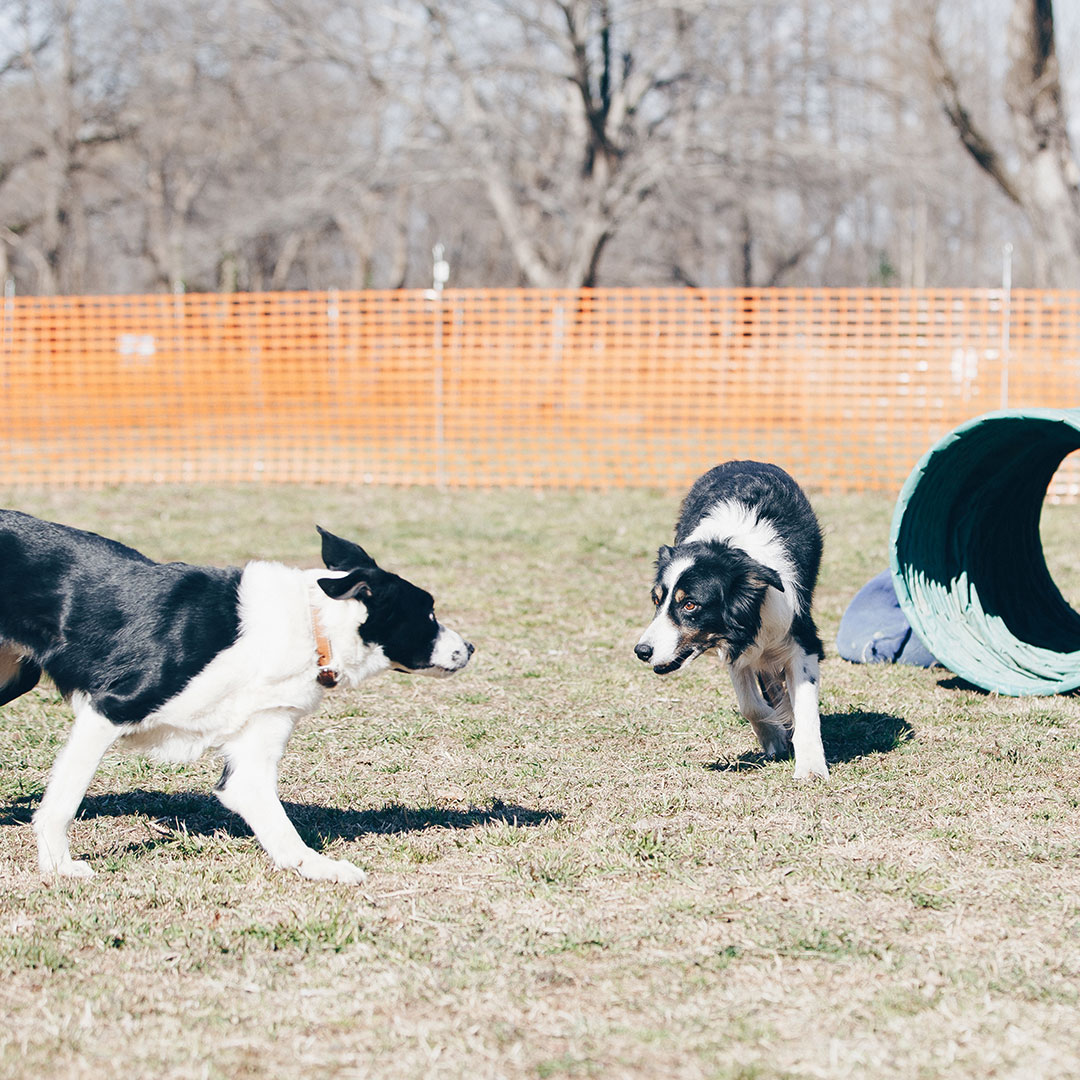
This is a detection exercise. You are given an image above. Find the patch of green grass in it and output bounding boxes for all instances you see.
[238,912,373,954]
[536,1053,601,1078]
[0,936,75,974]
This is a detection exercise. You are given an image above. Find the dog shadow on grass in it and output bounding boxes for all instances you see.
[0,790,561,851]
[708,710,913,773]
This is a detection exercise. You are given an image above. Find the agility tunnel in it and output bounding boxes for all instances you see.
[890,408,1080,696]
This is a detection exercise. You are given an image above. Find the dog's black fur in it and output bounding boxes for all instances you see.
[0,510,243,725]
[672,461,824,662]
[651,541,786,666]
[315,526,444,673]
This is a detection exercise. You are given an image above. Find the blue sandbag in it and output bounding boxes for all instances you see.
[836,569,937,667]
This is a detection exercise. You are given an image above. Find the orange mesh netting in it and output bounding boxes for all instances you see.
[2,287,1078,496]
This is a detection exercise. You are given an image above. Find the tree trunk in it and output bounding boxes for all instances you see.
[1002,0,1080,284]
[931,0,1080,285]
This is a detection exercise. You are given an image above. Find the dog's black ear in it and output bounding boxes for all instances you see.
[317,568,375,601]
[752,564,784,592]
[656,544,676,570]
[317,526,378,572]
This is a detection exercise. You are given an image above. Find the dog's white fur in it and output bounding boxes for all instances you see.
[645,555,694,663]
[685,500,801,601]
[31,562,471,883]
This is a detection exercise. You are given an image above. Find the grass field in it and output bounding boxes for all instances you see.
[1,483,1079,1080]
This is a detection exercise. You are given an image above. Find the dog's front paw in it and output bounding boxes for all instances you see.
[294,852,367,885]
[793,756,829,781]
[41,856,96,879]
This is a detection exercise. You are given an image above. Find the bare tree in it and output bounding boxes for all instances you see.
[1,0,1070,294]
[929,0,1080,284]
[412,0,746,287]
[0,0,134,293]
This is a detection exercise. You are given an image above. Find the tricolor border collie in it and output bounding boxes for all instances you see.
[635,461,828,779]
[0,511,473,882]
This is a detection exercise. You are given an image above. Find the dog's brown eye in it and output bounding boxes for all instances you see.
[683,600,698,612]
[651,593,661,607]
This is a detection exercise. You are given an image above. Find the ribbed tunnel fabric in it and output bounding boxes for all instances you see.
[891,409,1080,696]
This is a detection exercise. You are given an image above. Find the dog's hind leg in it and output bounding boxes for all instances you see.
[786,649,828,780]
[215,710,366,885]
[0,644,42,707]
[756,671,784,711]
[730,665,791,760]
[33,695,121,878]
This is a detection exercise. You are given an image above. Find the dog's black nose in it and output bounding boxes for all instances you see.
[634,642,653,662]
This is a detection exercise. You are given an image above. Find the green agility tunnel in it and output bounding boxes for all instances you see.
[890,408,1080,696]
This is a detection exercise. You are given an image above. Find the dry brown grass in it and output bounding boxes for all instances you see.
[1,483,1079,1080]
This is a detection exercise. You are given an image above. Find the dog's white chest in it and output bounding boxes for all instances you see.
[116,665,322,763]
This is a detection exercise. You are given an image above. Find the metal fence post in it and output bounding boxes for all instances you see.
[1000,242,1013,410]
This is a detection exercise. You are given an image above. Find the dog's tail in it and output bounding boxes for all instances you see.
[0,644,42,707]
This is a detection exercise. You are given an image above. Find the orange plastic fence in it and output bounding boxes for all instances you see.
[2,287,1079,497]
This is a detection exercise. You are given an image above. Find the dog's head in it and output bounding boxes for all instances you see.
[634,541,783,674]
[316,527,473,676]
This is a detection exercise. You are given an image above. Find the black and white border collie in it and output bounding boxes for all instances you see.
[0,511,473,882]
[634,461,828,779]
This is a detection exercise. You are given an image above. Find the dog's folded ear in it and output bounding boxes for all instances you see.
[317,568,375,601]
[656,544,676,570]
[751,564,784,593]
[317,526,378,572]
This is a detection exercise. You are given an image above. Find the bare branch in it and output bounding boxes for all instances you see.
[926,14,1023,204]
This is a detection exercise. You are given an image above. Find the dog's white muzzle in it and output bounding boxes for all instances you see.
[396,625,474,676]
